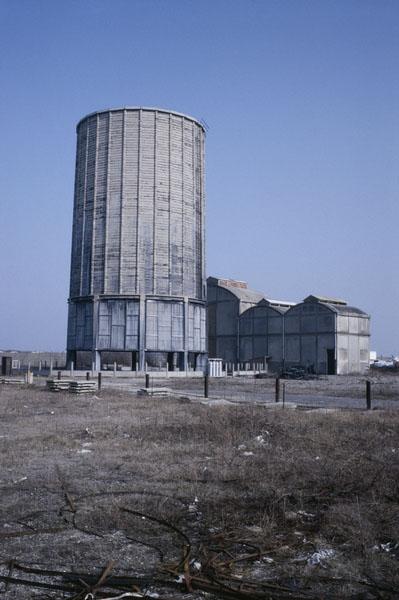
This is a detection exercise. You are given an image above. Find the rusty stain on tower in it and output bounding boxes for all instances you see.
[67,107,207,371]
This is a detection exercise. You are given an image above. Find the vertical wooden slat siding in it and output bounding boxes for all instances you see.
[140,110,155,294]
[92,113,109,294]
[82,117,96,296]
[152,112,157,293]
[122,110,139,293]
[192,123,197,299]
[103,113,111,293]
[70,123,86,297]
[155,112,170,295]
[78,120,89,296]
[118,110,126,293]
[89,114,99,295]
[68,134,81,298]
[200,131,206,300]
[170,114,183,297]
[67,108,206,355]
[183,119,194,297]
[181,118,185,296]
[168,114,172,296]
[136,110,141,294]
[195,126,204,300]
[106,111,123,293]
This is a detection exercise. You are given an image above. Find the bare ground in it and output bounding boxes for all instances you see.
[0,381,398,599]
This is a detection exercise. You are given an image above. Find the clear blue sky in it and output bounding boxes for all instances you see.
[0,0,398,354]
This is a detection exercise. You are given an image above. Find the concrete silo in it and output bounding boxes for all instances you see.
[67,107,206,371]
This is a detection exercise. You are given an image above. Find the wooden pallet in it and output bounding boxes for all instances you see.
[46,379,72,391]
[0,378,25,385]
[69,381,97,394]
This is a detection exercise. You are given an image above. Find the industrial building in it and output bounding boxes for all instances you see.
[207,278,370,375]
[66,107,371,375]
[239,299,294,373]
[284,295,370,374]
[67,107,206,371]
[207,277,264,362]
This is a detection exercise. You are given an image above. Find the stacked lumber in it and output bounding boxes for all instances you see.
[46,379,72,392]
[69,381,97,394]
[138,387,171,397]
[0,378,25,385]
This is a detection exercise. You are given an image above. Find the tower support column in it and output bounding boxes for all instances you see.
[92,350,101,372]
[139,295,146,371]
[183,297,189,372]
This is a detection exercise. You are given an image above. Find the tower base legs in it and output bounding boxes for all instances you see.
[92,350,101,372]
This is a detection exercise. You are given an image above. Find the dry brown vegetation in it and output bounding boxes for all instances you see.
[0,383,398,599]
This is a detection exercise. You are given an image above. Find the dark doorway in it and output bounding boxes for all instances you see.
[327,349,336,375]
[76,351,92,370]
[187,352,200,371]
[1,356,12,376]
[167,352,175,371]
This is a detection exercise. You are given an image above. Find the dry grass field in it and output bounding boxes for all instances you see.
[0,382,398,599]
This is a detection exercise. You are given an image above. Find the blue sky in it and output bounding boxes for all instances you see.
[0,0,398,353]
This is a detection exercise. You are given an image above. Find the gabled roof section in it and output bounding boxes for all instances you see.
[207,276,265,304]
[223,285,265,304]
[207,276,248,289]
[266,299,296,310]
[257,298,296,314]
[239,298,296,318]
[324,304,369,317]
[302,294,369,317]
[304,294,347,306]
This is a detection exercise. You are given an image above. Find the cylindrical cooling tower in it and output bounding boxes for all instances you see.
[67,107,206,371]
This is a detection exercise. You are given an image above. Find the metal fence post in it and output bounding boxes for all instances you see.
[275,377,280,403]
[98,372,102,391]
[145,374,150,389]
[366,380,371,410]
[204,374,209,398]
